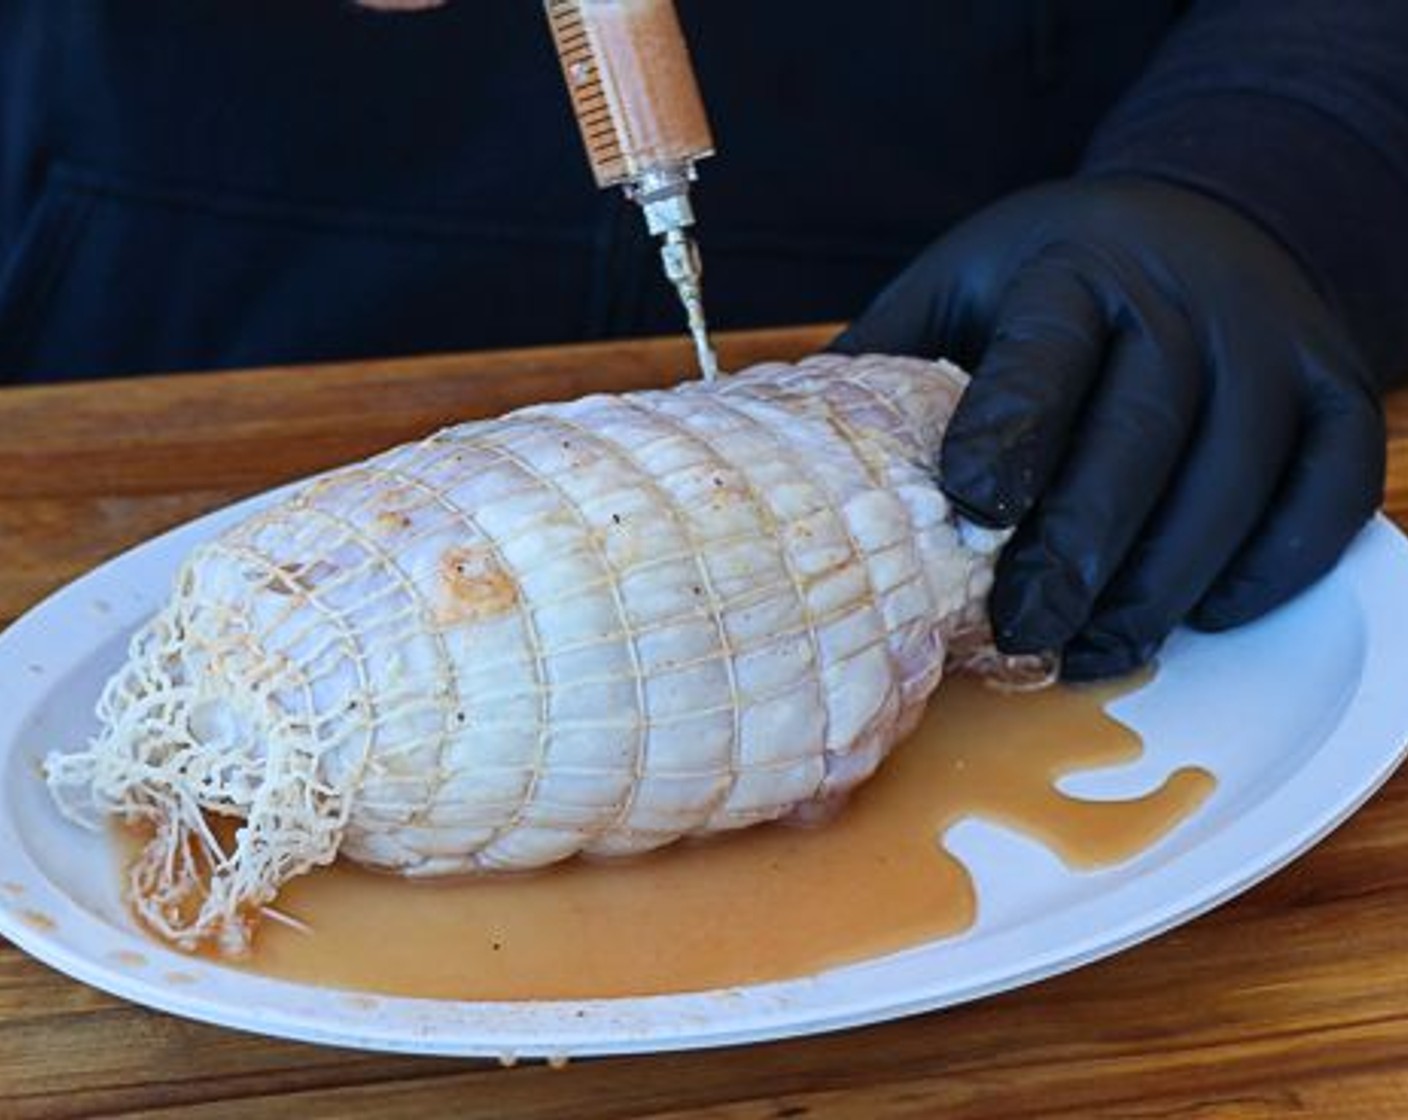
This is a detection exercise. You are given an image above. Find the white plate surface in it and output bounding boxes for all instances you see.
[2,494,1407,1059]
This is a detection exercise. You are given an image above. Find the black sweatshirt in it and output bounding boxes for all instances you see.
[1085,0,1408,387]
[0,1,1404,384]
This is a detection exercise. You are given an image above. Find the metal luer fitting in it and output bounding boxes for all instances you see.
[626,165,720,382]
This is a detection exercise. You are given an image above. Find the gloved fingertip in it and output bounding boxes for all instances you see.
[1189,575,1284,633]
[943,485,1015,530]
[989,568,1086,656]
[990,620,1059,658]
[943,477,1032,529]
[940,440,1035,529]
[1059,632,1159,682]
[1192,501,1374,636]
[1188,600,1251,634]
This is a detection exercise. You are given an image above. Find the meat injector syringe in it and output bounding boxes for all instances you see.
[545,0,721,382]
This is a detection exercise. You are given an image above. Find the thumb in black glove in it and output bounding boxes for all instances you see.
[833,176,1385,680]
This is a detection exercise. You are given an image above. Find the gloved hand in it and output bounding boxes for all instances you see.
[833,176,1385,680]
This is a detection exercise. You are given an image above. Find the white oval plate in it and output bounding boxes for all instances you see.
[2,495,1407,1059]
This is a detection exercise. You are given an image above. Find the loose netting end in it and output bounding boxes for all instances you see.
[44,599,350,957]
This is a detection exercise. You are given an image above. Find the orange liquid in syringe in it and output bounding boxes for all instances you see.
[548,0,714,186]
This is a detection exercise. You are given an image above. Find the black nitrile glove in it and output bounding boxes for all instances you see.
[833,177,1385,680]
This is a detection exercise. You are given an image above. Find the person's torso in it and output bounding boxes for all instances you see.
[0,0,1186,382]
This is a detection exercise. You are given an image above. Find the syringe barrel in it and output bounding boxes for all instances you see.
[546,0,715,190]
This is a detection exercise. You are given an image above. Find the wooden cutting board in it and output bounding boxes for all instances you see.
[3,325,1407,1119]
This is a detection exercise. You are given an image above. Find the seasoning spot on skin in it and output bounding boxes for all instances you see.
[437,548,518,626]
[18,909,55,932]
[374,509,414,535]
[108,949,147,967]
[707,474,749,514]
[304,476,338,496]
[163,971,199,986]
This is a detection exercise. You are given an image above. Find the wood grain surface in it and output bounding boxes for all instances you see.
[3,326,1408,1119]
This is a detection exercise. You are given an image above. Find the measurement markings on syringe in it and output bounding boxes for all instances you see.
[546,0,628,174]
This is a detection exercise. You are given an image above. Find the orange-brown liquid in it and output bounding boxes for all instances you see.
[589,0,713,166]
[185,672,1213,1000]
[549,0,714,187]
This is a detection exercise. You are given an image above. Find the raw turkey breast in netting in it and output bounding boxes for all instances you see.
[46,353,1046,956]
